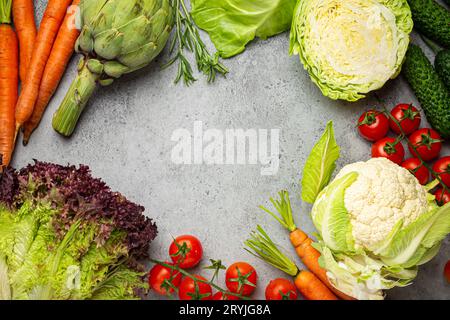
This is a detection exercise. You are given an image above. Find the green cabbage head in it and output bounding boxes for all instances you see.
[290,0,413,101]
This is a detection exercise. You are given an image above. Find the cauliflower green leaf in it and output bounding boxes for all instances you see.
[301,121,340,204]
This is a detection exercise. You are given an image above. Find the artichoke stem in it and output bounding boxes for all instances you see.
[53,59,99,136]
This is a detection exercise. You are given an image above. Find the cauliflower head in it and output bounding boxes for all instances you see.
[336,158,429,248]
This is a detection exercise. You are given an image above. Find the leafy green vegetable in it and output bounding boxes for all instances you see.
[191,0,297,58]
[290,0,413,101]
[301,121,340,204]
[0,162,157,300]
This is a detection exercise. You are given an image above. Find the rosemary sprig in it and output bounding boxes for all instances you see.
[165,0,228,85]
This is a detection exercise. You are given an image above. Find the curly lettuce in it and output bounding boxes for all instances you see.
[290,0,413,101]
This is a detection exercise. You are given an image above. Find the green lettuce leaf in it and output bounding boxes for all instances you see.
[301,121,340,204]
[191,0,297,58]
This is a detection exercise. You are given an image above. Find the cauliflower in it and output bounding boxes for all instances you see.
[303,122,450,299]
[336,158,429,248]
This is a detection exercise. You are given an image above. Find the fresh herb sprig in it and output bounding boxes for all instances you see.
[165,0,228,85]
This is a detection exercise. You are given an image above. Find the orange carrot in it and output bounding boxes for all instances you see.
[22,0,81,145]
[262,190,356,300]
[15,0,73,134]
[294,270,339,300]
[0,0,18,170]
[12,0,36,83]
[290,229,355,300]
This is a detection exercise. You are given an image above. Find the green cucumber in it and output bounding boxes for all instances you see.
[422,36,450,91]
[407,0,450,48]
[402,44,450,139]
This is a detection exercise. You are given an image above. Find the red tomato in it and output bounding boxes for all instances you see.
[389,104,421,135]
[435,188,450,206]
[408,129,442,161]
[372,137,405,164]
[445,261,450,283]
[178,275,212,300]
[357,110,389,141]
[401,158,429,185]
[169,235,203,269]
[225,262,257,296]
[148,263,182,296]
[211,292,240,300]
[433,157,450,187]
[265,278,298,300]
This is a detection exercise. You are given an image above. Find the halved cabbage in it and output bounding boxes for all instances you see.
[290,0,413,101]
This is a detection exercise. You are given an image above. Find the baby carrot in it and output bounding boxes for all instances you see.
[261,190,355,300]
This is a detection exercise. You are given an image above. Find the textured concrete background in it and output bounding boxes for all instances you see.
[12,1,450,300]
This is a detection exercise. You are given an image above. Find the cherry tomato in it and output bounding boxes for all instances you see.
[211,292,240,300]
[445,261,450,283]
[401,158,429,185]
[148,263,182,295]
[389,104,421,135]
[432,157,450,187]
[169,235,203,269]
[372,137,405,165]
[265,278,298,300]
[408,129,442,162]
[357,110,389,141]
[225,262,257,296]
[178,275,212,300]
[435,188,450,206]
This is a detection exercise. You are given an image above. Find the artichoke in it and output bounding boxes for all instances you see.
[53,0,174,136]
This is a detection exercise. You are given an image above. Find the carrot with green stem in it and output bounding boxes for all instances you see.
[261,190,355,300]
[245,225,338,300]
[12,0,36,83]
[0,0,18,170]
[22,0,81,145]
[14,0,73,136]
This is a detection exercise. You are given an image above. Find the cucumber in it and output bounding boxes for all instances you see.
[402,44,450,139]
[435,50,450,91]
[407,0,450,48]
[422,36,450,91]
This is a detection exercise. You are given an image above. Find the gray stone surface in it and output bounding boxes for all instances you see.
[12,1,450,300]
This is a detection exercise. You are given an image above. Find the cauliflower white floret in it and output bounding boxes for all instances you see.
[335,157,428,248]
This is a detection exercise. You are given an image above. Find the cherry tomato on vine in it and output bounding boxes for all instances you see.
[408,129,442,161]
[148,263,182,295]
[357,110,389,141]
[169,235,203,269]
[401,158,429,185]
[435,188,450,206]
[389,104,421,135]
[372,137,405,164]
[225,262,257,296]
[444,261,450,283]
[211,292,240,300]
[178,275,212,300]
[265,278,298,300]
[432,157,450,187]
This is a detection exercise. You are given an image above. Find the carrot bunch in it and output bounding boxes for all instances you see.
[259,190,356,300]
[0,0,79,169]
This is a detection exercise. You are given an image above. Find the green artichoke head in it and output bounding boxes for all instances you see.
[76,0,174,80]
